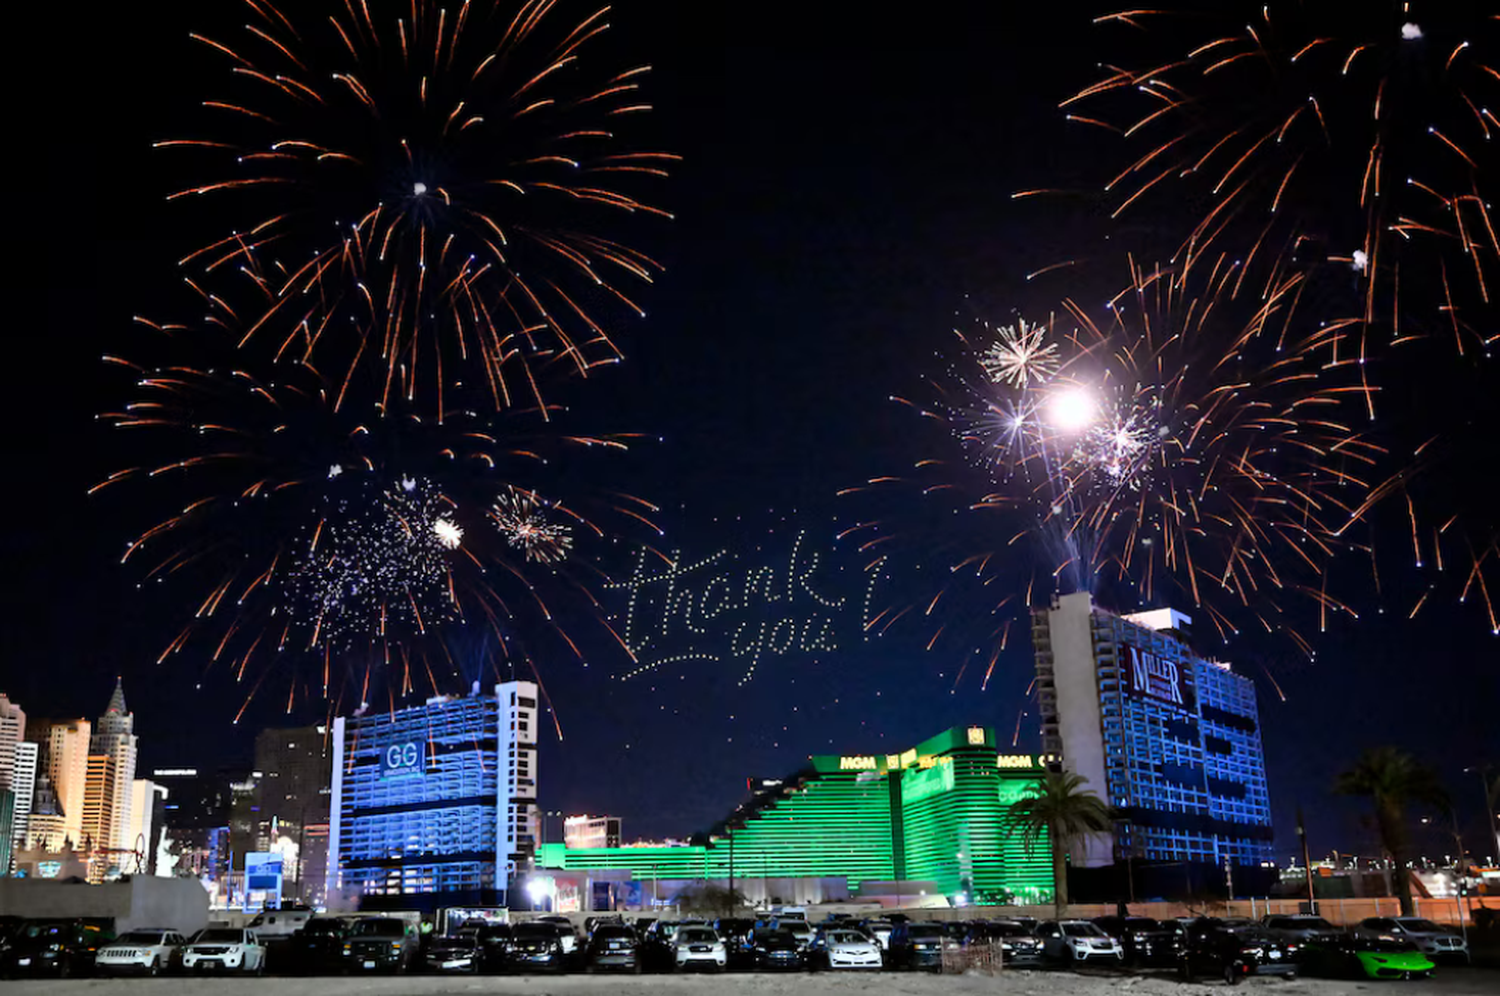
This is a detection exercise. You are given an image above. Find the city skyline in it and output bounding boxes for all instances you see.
[2,0,1497,887]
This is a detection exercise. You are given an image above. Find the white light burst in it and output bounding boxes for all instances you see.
[980,319,1060,388]
[432,518,464,549]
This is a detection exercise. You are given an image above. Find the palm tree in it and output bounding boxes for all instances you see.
[1007,768,1113,917]
[1336,746,1448,916]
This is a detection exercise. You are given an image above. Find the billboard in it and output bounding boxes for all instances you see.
[1123,643,1195,711]
[380,739,427,778]
[245,851,284,910]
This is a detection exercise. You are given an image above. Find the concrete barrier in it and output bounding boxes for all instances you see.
[0,877,210,935]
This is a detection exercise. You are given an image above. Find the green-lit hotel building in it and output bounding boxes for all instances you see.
[535,726,1054,907]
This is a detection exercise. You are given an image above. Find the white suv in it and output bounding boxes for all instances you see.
[181,927,267,974]
[96,929,189,976]
[1037,919,1124,964]
[673,926,728,972]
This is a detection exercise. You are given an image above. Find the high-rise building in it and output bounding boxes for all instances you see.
[28,719,91,849]
[0,694,24,794]
[240,725,332,904]
[9,741,38,864]
[23,775,69,852]
[564,815,622,850]
[0,790,13,876]
[329,681,539,909]
[90,679,139,852]
[81,753,117,881]
[1031,592,1274,882]
[538,727,1055,906]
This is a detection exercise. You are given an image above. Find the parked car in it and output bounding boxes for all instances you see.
[1178,918,1298,984]
[584,923,641,973]
[672,925,727,972]
[964,919,1044,966]
[859,918,896,951]
[713,917,757,967]
[810,927,883,970]
[424,932,482,973]
[1261,914,1343,947]
[1352,917,1469,962]
[535,915,580,957]
[248,909,314,938]
[1036,919,1124,966]
[752,929,806,971]
[772,916,815,949]
[889,921,954,971]
[1092,916,1181,966]
[1299,934,1436,980]
[343,917,420,973]
[95,929,188,976]
[2,919,110,978]
[181,927,267,975]
[505,921,567,973]
[476,923,514,973]
[284,918,350,975]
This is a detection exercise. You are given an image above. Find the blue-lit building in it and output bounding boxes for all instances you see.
[328,682,539,909]
[1032,594,1273,889]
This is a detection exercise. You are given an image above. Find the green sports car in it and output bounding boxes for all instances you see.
[1302,936,1435,980]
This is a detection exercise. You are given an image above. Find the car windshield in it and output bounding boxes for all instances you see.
[1395,919,1444,933]
[303,921,344,935]
[593,926,633,940]
[117,932,167,944]
[828,932,865,945]
[514,924,555,938]
[195,929,243,943]
[1125,918,1160,930]
[678,929,717,943]
[760,932,797,949]
[1272,917,1333,930]
[989,922,1029,937]
[908,926,945,939]
[351,919,405,936]
[1063,924,1104,938]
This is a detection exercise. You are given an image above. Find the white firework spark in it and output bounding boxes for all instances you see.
[432,518,464,549]
[980,319,1060,388]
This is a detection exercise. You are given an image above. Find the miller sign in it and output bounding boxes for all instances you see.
[1124,643,1192,709]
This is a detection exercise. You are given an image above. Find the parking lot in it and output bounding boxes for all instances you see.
[3,965,1500,996]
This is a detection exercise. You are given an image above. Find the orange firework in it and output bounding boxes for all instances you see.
[161,0,676,419]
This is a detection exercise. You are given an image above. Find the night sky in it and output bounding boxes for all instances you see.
[4,1,1497,871]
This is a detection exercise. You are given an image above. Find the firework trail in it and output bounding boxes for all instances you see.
[92,311,660,710]
[1063,2,1500,356]
[162,0,675,418]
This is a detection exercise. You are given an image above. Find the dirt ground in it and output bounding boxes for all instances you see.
[7,966,1499,996]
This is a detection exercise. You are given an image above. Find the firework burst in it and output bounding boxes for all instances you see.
[979,318,1060,388]
[92,311,657,707]
[492,485,574,563]
[1062,2,1500,354]
[162,0,676,417]
[879,253,1387,657]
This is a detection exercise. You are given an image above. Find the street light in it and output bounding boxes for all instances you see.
[1463,764,1499,863]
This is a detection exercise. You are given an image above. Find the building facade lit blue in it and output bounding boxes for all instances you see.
[328,682,538,909]
[1033,595,1273,880]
